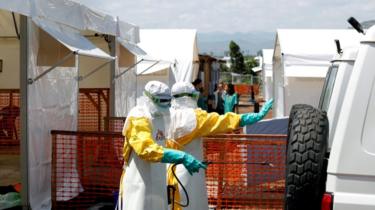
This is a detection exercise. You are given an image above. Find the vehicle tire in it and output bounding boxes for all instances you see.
[287,104,315,133]
[285,107,329,210]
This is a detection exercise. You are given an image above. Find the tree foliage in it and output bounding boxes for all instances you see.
[244,55,258,75]
[229,41,246,74]
[220,63,229,72]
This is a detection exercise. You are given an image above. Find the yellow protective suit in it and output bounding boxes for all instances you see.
[118,104,171,210]
[167,108,241,210]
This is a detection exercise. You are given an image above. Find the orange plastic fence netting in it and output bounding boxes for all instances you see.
[0,89,20,155]
[78,88,109,131]
[51,130,286,210]
[51,130,124,209]
[0,88,110,154]
[103,117,126,132]
[204,134,286,210]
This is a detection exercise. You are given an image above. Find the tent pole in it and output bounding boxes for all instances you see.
[109,35,116,117]
[113,59,144,81]
[78,60,112,81]
[76,53,80,131]
[136,60,160,75]
[12,12,20,40]
[20,15,30,210]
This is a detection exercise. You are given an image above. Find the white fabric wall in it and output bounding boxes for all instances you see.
[135,68,175,100]
[284,77,324,116]
[261,49,274,100]
[272,30,361,117]
[273,57,284,118]
[28,22,79,209]
[115,66,137,117]
[264,76,273,101]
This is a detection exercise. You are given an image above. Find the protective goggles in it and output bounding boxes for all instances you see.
[144,91,172,107]
[172,91,200,100]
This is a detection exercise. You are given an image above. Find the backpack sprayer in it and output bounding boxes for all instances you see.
[167,160,275,210]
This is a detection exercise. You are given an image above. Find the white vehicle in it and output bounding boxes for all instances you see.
[284,18,375,210]
[319,46,357,150]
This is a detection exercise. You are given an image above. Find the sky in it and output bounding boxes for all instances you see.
[76,0,375,33]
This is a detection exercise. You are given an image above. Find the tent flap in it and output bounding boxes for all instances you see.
[33,17,113,60]
[118,38,147,56]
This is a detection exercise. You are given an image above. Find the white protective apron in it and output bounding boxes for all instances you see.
[168,108,209,210]
[119,108,171,210]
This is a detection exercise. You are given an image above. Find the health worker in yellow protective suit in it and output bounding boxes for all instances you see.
[117,81,207,210]
[167,81,273,210]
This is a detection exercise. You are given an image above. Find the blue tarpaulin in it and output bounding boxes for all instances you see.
[245,117,289,135]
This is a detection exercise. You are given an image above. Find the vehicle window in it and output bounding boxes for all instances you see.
[362,79,375,154]
[319,65,339,111]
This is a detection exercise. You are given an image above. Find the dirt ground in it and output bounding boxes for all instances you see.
[0,154,21,186]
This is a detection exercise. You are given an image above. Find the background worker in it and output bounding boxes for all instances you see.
[117,81,207,210]
[223,83,239,113]
[167,81,273,210]
[192,78,207,110]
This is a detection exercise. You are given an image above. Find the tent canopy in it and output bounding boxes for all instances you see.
[274,29,361,77]
[136,29,199,81]
[34,18,113,60]
[0,0,139,43]
[117,38,146,57]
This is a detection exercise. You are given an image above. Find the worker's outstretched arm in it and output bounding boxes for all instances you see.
[175,99,273,145]
[240,99,273,126]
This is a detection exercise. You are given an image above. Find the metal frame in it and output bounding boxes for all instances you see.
[20,15,30,210]
[113,58,172,81]
[136,60,160,76]
[77,60,112,81]
[27,51,76,84]
[113,58,144,81]
[109,35,116,117]
[360,40,375,44]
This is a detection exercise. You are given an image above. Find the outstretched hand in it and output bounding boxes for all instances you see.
[260,98,274,115]
[239,98,274,127]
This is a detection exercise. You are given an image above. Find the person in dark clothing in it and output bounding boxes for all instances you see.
[192,78,208,110]
[213,82,225,114]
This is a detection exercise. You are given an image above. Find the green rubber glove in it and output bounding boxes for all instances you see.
[161,148,207,175]
[240,98,274,127]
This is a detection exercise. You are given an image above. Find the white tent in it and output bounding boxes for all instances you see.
[0,2,141,209]
[261,49,274,101]
[273,29,361,117]
[135,29,199,99]
[0,0,139,42]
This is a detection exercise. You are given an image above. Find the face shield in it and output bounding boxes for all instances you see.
[171,82,199,109]
[144,90,172,108]
[172,91,200,101]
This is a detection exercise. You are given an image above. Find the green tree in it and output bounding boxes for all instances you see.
[244,55,258,75]
[220,63,229,72]
[229,41,246,74]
